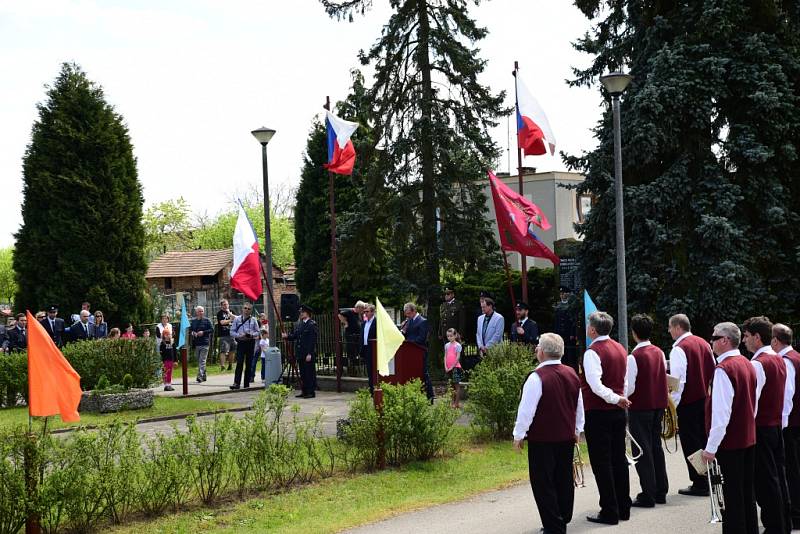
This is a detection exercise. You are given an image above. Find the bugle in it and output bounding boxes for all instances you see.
[625,427,643,466]
[573,443,586,488]
[707,459,725,524]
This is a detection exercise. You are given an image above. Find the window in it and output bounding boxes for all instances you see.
[164,277,173,290]
[201,275,217,286]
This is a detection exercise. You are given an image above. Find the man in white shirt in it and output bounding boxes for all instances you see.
[514,333,584,534]
[667,313,716,496]
[581,311,632,525]
[702,322,758,534]
[773,323,800,529]
[360,304,377,394]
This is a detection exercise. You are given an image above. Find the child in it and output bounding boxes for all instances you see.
[444,328,463,408]
[160,331,177,391]
[258,327,269,382]
[121,323,136,339]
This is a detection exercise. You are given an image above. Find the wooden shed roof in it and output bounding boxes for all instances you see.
[146,249,232,279]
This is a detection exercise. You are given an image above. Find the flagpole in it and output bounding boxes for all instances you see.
[512,61,529,304]
[502,252,517,309]
[324,96,343,394]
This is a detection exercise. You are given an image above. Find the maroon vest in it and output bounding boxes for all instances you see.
[527,364,581,442]
[629,344,669,411]
[783,349,800,428]
[754,352,787,428]
[706,354,756,450]
[581,338,627,411]
[677,334,716,404]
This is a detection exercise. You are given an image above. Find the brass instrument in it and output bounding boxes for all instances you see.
[662,396,679,452]
[707,459,725,524]
[573,443,586,488]
[626,427,643,466]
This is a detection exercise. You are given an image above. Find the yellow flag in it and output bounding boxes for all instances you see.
[376,297,404,376]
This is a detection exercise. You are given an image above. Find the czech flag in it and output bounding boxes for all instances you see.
[323,109,358,175]
[230,205,263,301]
[516,75,557,157]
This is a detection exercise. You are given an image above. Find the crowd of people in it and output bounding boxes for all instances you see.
[513,310,800,534]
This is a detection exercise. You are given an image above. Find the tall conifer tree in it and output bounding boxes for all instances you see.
[14,63,149,325]
[320,0,504,308]
[568,0,800,337]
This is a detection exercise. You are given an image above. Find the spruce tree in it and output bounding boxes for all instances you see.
[567,0,800,338]
[14,63,149,325]
[320,0,504,309]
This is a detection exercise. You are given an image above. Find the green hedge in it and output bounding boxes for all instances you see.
[466,341,536,439]
[0,339,159,407]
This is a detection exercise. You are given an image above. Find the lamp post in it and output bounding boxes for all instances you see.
[599,71,632,350]
[251,127,276,347]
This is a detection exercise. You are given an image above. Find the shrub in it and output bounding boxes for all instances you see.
[121,374,134,390]
[0,353,27,407]
[63,338,160,390]
[466,342,536,439]
[0,431,27,534]
[95,375,111,392]
[344,380,458,468]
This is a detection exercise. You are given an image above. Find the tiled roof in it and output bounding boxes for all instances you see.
[146,249,232,279]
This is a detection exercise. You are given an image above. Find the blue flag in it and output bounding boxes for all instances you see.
[178,300,190,349]
[584,290,597,348]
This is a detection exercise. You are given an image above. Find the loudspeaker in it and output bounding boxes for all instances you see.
[280,293,300,322]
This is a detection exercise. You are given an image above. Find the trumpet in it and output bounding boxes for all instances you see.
[707,459,725,524]
[662,396,679,452]
[626,427,643,466]
[573,443,586,488]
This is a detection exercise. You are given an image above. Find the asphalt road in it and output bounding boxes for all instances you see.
[345,444,729,534]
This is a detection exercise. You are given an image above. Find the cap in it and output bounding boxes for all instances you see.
[47,305,59,312]
[479,290,495,299]
[299,304,315,315]
[515,302,529,310]
[443,287,454,294]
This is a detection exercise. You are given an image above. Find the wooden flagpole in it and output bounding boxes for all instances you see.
[324,96,343,393]
[512,61,529,304]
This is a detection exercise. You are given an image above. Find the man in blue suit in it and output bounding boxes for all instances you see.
[476,297,504,356]
[401,302,434,401]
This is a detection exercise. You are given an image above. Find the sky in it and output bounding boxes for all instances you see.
[0,0,603,248]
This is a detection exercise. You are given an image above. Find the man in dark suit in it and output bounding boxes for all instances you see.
[7,313,27,352]
[360,304,378,394]
[40,305,66,347]
[554,287,578,370]
[70,310,92,343]
[283,304,319,399]
[510,302,539,346]
[401,302,434,401]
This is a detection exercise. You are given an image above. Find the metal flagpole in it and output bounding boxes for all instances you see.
[512,61,529,304]
[324,96,343,393]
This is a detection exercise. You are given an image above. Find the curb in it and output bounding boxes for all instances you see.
[50,405,253,435]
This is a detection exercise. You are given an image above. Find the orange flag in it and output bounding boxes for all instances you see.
[26,310,82,422]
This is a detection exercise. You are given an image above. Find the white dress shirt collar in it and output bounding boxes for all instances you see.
[518,317,528,325]
[672,332,691,347]
[632,340,652,351]
[589,335,610,346]
[753,345,776,359]
[538,359,561,368]
[717,349,740,363]
[779,345,794,356]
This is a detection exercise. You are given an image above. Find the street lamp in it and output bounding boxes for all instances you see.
[251,126,276,347]
[600,71,632,350]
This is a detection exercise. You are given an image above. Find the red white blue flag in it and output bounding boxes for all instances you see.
[230,205,263,301]
[323,109,358,175]
[516,75,557,157]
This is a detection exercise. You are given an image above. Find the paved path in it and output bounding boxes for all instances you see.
[150,371,251,397]
[346,447,721,534]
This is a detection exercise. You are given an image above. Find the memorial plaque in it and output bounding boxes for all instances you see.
[559,257,581,292]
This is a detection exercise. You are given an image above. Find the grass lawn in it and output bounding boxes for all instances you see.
[0,396,242,432]
[110,437,536,534]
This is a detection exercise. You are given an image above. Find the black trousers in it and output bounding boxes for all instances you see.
[528,440,575,534]
[784,426,800,527]
[422,350,434,400]
[717,446,758,534]
[233,339,255,388]
[676,397,708,488]
[360,345,374,393]
[299,355,317,395]
[755,426,790,533]
[628,409,669,504]
[585,409,631,520]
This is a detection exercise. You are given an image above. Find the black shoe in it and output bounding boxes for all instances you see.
[229,385,240,390]
[295,393,306,398]
[201,374,207,382]
[227,364,232,371]
[655,496,667,504]
[305,393,316,398]
[196,377,202,383]
[678,486,709,497]
[631,499,655,508]
[586,514,618,525]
